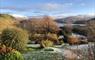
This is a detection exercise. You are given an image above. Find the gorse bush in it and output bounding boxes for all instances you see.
[0,27,29,51]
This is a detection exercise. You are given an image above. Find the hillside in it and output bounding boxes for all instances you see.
[0,14,15,20]
[0,14,16,31]
[55,15,95,24]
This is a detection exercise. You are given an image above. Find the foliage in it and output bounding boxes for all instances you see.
[0,27,29,51]
[29,34,43,43]
[0,44,24,60]
[72,27,88,36]
[86,18,95,42]
[40,39,53,48]
[0,14,16,32]
[0,50,24,60]
[29,33,59,44]
[19,16,59,34]
[68,35,79,45]
[47,33,58,41]
[0,14,14,19]
[40,16,60,33]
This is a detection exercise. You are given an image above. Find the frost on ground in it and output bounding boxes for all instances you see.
[23,43,95,60]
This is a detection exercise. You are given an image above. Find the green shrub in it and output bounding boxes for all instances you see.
[0,50,24,60]
[40,39,53,48]
[0,27,29,51]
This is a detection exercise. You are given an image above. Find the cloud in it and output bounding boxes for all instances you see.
[41,3,61,10]
[38,3,73,11]
[0,6,31,11]
[0,3,74,15]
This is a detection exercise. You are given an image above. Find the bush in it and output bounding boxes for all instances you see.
[0,44,24,60]
[0,27,29,51]
[29,33,59,44]
[40,39,53,48]
[0,50,24,60]
[68,35,79,45]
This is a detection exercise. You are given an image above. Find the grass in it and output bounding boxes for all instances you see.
[23,51,64,60]
[18,42,95,60]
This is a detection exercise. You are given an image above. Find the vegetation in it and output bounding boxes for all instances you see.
[86,18,95,42]
[19,16,59,34]
[0,14,95,60]
[0,14,16,32]
[24,51,64,60]
[40,39,53,48]
[0,27,29,51]
[72,27,88,36]
[0,44,24,60]
[68,35,79,45]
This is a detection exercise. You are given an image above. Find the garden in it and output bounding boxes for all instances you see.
[0,14,95,60]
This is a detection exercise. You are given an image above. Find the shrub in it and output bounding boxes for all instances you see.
[0,50,24,60]
[0,44,24,60]
[0,27,29,51]
[29,33,59,44]
[68,35,79,45]
[40,39,53,48]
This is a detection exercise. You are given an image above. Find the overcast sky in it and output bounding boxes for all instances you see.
[0,0,95,16]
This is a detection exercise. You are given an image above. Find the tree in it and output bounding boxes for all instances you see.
[40,16,59,33]
[86,18,95,42]
[19,16,59,34]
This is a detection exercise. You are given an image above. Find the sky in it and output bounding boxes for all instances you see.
[0,0,95,16]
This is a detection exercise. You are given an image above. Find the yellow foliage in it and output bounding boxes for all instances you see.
[40,39,53,48]
[0,14,16,32]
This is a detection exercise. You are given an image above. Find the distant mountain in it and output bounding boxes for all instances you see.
[87,18,95,23]
[10,14,28,20]
[65,15,95,22]
[55,15,95,27]
[1,13,95,24]
[55,15,95,24]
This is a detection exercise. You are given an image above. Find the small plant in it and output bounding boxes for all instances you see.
[40,39,53,48]
[0,45,24,60]
[68,35,79,45]
[0,27,29,51]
